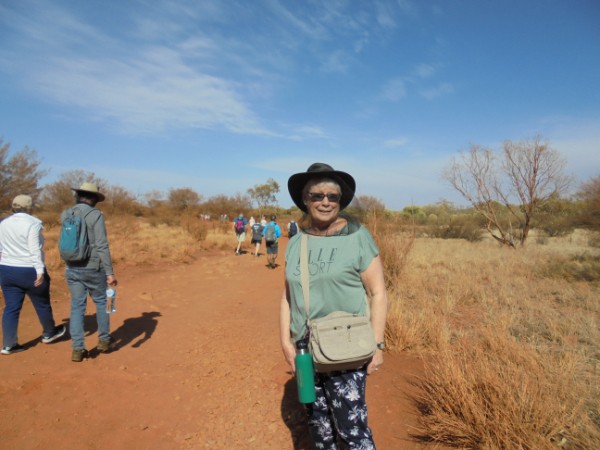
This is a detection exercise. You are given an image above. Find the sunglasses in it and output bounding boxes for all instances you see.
[308,192,341,203]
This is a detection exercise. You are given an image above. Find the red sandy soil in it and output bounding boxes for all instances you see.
[0,239,447,449]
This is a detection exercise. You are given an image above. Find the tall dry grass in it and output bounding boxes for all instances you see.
[375,224,600,449]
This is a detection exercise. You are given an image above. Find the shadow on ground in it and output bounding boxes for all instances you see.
[281,378,314,450]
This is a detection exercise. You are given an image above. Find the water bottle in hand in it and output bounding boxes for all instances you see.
[106,287,117,314]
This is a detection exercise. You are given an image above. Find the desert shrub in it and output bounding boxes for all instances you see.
[415,331,600,449]
[538,253,600,283]
[427,214,484,242]
[588,232,600,248]
[180,213,208,242]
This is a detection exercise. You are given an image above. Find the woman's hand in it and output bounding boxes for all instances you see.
[282,340,297,375]
[367,349,384,375]
[34,273,44,287]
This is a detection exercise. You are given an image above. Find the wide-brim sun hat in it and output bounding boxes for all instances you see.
[72,182,106,202]
[288,162,356,213]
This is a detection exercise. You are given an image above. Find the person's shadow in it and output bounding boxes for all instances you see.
[110,311,161,351]
[281,378,314,449]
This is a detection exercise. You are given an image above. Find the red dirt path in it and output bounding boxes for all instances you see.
[0,240,443,449]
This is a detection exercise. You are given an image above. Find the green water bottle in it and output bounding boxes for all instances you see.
[295,339,316,404]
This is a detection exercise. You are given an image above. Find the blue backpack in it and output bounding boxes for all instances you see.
[59,207,94,263]
[264,224,277,244]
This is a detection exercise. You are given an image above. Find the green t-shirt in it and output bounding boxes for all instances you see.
[284,225,380,342]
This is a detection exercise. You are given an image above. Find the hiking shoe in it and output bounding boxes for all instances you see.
[42,325,67,344]
[1,344,25,355]
[71,349,87,362]
[97,338,114,353]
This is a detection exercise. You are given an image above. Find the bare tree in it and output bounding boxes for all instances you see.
[247,178,280,214]
[443,137,571,247]
[0,140,47,212]
[499,137,571,244]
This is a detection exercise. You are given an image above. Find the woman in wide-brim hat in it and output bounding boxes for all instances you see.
[279,162,388,447]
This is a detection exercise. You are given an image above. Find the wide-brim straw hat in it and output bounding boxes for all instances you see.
[288,162,356,213]
[72,182,105,202]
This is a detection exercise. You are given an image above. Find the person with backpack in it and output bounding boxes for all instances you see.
[262,214,282,269]
[250,220,264,257]
[60,182,118,362]
[233,214,247,255]
[287,220,298,238]
[0,195,66,355]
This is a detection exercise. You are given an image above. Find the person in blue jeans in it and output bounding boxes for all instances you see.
[0,195,66,354]
[61,183,118,362]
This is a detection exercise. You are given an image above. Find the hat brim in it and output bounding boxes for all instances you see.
[288,169,355,213]
[72,188,105,202]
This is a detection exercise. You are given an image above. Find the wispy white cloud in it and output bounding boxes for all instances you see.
[419,82,454,100]
[321,50,353,74]
[414,63,437,78]
[290,126,329,140]
[380,78,407,101]
[383,137,409,148]
[0,2,273,136]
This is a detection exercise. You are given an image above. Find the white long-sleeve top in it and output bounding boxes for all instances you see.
[0,212,45,275]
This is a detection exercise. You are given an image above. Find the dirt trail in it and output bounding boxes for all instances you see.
[0,241,435,449]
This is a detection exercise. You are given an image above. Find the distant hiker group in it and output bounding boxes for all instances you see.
[233,213,285,268]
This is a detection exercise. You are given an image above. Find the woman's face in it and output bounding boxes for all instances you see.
[304,180,342,226]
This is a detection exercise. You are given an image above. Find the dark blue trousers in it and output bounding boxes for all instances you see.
[0,265,56,348]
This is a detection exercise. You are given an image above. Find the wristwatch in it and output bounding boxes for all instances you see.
[376,341,385,350]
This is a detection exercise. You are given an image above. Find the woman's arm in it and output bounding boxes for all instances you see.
[279,284,297,374]
[361,255,388,374]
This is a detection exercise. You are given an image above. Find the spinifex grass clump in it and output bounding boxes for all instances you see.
[414,332,598,449]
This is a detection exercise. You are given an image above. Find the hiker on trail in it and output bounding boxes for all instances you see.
[260,215,267,227]
[0,195,66,355]
[262,214,281,268]
[233,214,247,255]
[248,216,256,228]
[250,220,264,257]
[60,182,118,362]
[279,163,388,448]
[287,220,298,238]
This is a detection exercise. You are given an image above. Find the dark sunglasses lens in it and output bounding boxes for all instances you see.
[309,193,340,202]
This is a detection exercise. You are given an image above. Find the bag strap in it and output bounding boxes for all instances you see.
[300,233,311,322]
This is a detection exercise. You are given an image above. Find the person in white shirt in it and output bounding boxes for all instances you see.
[0,195,66,355]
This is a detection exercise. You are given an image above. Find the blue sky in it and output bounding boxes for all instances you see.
[0,0,598,210]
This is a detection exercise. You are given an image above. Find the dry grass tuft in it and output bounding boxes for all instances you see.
[414,331,598,449]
